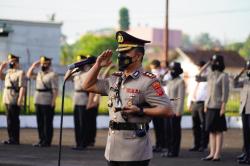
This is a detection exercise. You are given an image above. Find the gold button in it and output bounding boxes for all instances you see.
[111,131,115,134]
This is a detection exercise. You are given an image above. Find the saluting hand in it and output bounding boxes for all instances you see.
[96,50,113,68]
[0,61,8,69]
[32,60,40,68]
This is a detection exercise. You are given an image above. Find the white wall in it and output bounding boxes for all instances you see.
[0,20,61,66]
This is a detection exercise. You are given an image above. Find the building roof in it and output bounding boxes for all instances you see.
[183,50,246,68]
[0,18,62,27]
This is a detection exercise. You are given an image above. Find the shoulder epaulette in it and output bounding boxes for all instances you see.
[143,72,156,79]
[112,71,123,76]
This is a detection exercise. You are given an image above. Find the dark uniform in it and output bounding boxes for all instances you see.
[234,60,250,164]
[72,55,90,149]
[189,61,209,152]
[1,54,26,145]
[150,60,166,152]
[33,56,58,147]
[93,31,172,166]
[164,62,185,157]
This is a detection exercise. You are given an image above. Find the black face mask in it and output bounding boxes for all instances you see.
[9,62,15,69]
[118,54,133,71]
[211,64,220,71]
[170,71,179,79]
[41,65,49,72]
[247,71,250,78]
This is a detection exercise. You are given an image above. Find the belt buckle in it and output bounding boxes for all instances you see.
[109,121,115,129]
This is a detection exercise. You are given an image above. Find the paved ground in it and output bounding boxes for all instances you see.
[0,128,244,166]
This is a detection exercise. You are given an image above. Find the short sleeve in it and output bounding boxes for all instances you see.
[51,73,59,90]
[96,78,110,96]
[144,79,171,107]
[19,71,26,88]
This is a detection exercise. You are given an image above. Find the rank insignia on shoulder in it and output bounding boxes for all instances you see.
[151,81,164,96]
[112,71,123,76]
[143,72,156,79]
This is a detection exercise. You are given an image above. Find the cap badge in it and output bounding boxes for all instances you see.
[117,33,124,43]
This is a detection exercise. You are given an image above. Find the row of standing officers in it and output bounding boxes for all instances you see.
[0,54,98,149]
[0,30,250,166]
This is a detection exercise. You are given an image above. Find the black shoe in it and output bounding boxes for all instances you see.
[153,146,162,153]
[238,153,247,160]
[87,142,95,147]
[167,152,178,157]
[33,143,42,147]
[198,147,205,152]
[2,140,19,145]
[201,156,213,161]
[212,158,221,162]
[189,147,200,152]
[238,158,250,165]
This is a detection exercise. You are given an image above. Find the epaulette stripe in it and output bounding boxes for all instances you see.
[143,72,156,79]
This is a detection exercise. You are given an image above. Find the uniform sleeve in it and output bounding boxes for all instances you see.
[144,79,171,107]
[51,73,59,90]
[176,80,185,113]
[95,78,110,96]
[19,71,26,88]
[221,73,229,103]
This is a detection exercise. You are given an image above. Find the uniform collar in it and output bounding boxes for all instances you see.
[128,67,143,79]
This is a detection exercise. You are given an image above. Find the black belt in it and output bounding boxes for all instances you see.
[195,101,204,104]
[6,87,20,92]
[75,90,86,93]
[109,120,149,130]
[36,89,52,92]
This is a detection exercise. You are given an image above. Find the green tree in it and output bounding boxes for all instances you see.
[61,33,118,64]
[193,33,213,50]
[119,7,130,31]
[239,35,250,58]
[225,42,243,52]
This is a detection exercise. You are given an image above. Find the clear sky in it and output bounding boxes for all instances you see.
[1,0,250,43]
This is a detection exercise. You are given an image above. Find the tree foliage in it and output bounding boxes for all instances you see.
[193,33,221,50]
[60,33,118,65]
[239,35,250,58]
[119,7,130,31]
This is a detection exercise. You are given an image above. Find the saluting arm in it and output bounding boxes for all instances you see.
[0,61,8,80]
[82,50,112,93]
[27,60,40,79]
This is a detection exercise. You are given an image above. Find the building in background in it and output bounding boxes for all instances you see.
[0,19,62,69]
[127,27,182,62]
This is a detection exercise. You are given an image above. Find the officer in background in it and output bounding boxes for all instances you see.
[197,55,229,161]
[149,59,166,152]
[65,55,96,150]
[86,64,115,147]
[0,54,26,145]
[81,31,173,166]
[233,60,250,164]
[162,62,185,157]
[188,60,209,152]
[27,56,58,147]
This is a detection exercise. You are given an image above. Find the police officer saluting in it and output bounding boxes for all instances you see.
[81,31,173,166]
[27,56,58,147]
[65,55,96,150]
[0,54,26,145]
[162,62,185,157]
